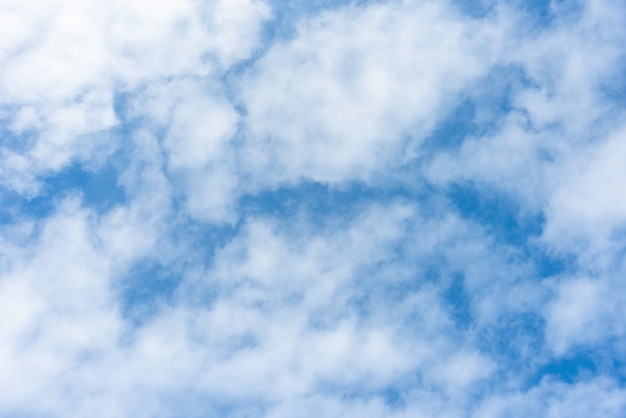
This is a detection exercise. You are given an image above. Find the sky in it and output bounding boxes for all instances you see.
[1,0,626,416]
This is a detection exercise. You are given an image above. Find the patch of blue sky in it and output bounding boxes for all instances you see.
[236,179,417,228]
[0,93,135,224]
[453,0,584,25]
[418,63,536,160]
[178,216,241,262]
[510,0,561,24]
[442,272,474,330]
[470,63,538,127]
[422,98,478,152]
[447,182,543,245]
[313,380,408,410]
[116,212,241,322]
[117,257,184,325]
[402,59,578,284]
[532,351,598,385]
[524,345,626,392]
[481,311,546,353]
[263,0,378,40]
[474,313,547,383]
[0,110,38,153]
[46,162,127,211]
[449,0,497,18]
[447,181,577,279]
[0,161,126,225]
[522,0,586,25]
[112,91,135,124]
[0,188,38,225]
[380,385,404,408]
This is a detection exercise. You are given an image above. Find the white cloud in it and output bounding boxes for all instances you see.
[0,0,269,102]
[0,198,515,416]
[239,1,503,185]
[426,0,626,215]
[542,124,626,264]
[0,199,121,414]
[135,78,241,223]
[545,274,626,355]
[475,378,626,418]
[0,0,269,195]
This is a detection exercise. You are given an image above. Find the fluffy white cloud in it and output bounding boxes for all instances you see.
[542,124,626,263]
[0,0,269,194]
[0,198,505,416]
[239,1,504,185]
[0,199,121,414]
[426,0,626,207]
[545,273,626,355]
[132,78,241,223]
[0,0,269,102]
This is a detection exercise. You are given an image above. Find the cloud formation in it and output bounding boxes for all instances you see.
[1,0,626,416]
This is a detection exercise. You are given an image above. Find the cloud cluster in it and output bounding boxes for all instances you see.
[239,1,502,184]
[0,0,269,194]
[2,0,626,416]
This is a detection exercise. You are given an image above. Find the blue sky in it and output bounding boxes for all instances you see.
[1,0,626,416]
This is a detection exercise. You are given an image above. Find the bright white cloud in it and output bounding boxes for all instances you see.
[0,0,269,194]
[239,1,504,185]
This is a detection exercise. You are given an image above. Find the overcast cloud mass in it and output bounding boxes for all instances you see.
[1,0,626,416]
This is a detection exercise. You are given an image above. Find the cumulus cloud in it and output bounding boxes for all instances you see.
[0,0,269,194]
[2,0,626,416]
[239,1,504,185]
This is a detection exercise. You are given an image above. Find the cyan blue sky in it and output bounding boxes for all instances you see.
[1,0,626,416]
